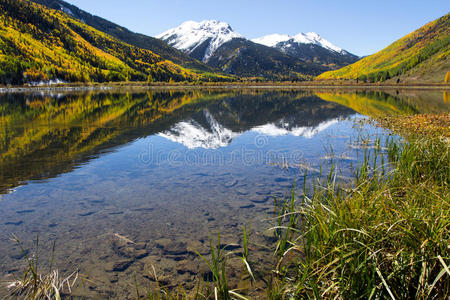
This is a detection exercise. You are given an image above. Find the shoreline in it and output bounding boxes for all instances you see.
[1,83,449,94]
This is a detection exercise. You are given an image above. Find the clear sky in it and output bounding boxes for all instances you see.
[64,0,448,56]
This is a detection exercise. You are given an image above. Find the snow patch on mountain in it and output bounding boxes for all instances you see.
[251,34,291,48]
[253,32,344,53]
[157,20,242,62]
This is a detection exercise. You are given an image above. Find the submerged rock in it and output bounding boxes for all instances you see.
[156,238,188,255]
[224,179,238,188]
[262,230,277,242]
[131,207,154,213]
[199,264,214,282]
[135,249,149,259]
[236,189,249,195]
[105,259,134,272]
[256,190,271,195]
[79,211,97,217]
[11,249,29,260]
[16,209,35,214]
[110,236,149,259]
[4,220,23,226]
[239,204,255,209]
[220,243,241,251]
[135,242,147,250]
[186,240,209,255]
[250,196,271,204]
[177,259,199,275]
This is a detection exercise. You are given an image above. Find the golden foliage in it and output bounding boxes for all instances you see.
[0,0,232,85]
[317,13,450,83]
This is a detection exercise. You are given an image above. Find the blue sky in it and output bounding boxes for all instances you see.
[65,0,448,56]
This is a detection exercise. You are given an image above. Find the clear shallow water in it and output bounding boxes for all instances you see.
[0,89,448,298]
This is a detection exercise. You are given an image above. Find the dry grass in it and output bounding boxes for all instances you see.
[6,235,79,300]
[376,113,450,139]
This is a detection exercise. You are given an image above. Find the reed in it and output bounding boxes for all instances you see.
[6,235,78,300]
[271,135,449,299]
[195,230,253,300]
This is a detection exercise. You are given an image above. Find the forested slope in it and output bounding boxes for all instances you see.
[317,14,449,83]
[0,0,230,85]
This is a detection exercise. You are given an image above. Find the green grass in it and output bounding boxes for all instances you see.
[194,230,255,300]
[271,135,449,299]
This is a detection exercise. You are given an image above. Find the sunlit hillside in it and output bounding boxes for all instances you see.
[0,0,232,85]
[317,13,449,83]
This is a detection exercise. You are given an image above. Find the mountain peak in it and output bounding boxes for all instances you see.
[157,20,242,62]
[295,32,344,53]
[253,32,344,53]
[178,20,234,33]
[250,33,291,47]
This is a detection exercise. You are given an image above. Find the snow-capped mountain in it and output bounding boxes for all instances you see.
[253,32,345,54]
[159,110,338,149]
[157,20,327,78]
[252,32,359,67]
[157,20,243,62]
[157,20,358,78]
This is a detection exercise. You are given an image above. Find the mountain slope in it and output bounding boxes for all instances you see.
[31,0,215,72]
[207,38,328,79]
[253,33,359,69]
[158,20,328,79]
[0,0,228,85]
[157,20,243,62]
[317,14,450,83]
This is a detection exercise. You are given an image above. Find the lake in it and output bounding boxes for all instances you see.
[0,89,448,298]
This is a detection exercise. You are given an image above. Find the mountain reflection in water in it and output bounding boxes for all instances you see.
[0,90,352,193]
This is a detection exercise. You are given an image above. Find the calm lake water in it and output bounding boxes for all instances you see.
[0,89,448,298]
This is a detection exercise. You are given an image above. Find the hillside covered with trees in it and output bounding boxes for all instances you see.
[31,0,216,72]
[317,13,449,83]
[0,0,231,85]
